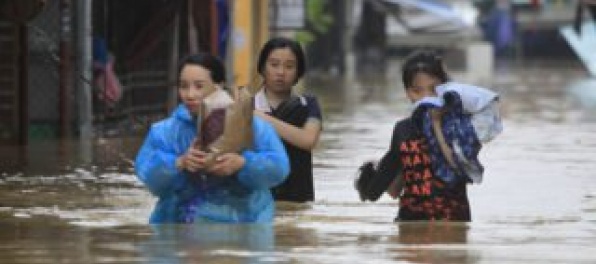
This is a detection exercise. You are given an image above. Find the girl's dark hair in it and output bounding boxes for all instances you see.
[177,53,226,84]
[401,50,449,89]
[257,37,306,84]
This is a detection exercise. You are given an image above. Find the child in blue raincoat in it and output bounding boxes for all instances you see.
[135,53,289,224]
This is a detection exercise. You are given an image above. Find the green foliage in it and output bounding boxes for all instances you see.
[295,30,315,45]
[295,0,334,47]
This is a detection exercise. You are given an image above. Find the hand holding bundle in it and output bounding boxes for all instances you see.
[194,86,253,168]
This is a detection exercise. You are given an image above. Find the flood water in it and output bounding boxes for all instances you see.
[1,59,596,263]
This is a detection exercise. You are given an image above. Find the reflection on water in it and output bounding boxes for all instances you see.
[141,224,275,264]
[1,59,596,263]
[391,223,480,264]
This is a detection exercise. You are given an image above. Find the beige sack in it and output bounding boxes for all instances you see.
[195,86,253,167]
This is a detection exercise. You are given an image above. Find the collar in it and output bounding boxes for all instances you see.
[254,89,271,113]
[255,88,303,113]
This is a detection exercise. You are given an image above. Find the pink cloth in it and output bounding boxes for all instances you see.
[94,60,122,105]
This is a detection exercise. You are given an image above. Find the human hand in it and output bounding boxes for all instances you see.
[177,146,210,173]
[387,176,404,199]
[253,109,269,119]
[205,153,246,177]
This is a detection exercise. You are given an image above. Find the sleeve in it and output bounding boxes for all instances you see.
[305,95,323,123]
[235,116,290,190]
[134,124,189,198]
[362,122,403,201]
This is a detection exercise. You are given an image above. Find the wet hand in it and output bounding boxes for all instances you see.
[205,153,245,177]
[178,148,210,173]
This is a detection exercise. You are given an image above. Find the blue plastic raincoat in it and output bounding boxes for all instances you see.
[135,104,290,223]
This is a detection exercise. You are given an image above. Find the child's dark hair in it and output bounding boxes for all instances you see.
[257,37,306,84]
[401,50,449,89]
[177,53,226,84]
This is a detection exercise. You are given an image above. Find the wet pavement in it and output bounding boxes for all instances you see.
[0,59,595,263]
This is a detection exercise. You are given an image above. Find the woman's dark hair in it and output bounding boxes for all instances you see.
[257,37,306,84]
[177,53,226,84]
[401,50,449,89]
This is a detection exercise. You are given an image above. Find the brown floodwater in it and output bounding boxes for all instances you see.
[0,59,595,263]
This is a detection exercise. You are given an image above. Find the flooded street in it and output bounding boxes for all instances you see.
[1,59,596,263]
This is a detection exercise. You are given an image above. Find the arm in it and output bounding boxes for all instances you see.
[235,116,290,190]
[254,95,323,151]
[255,112,321,151]
[430,109,456,169]
[359,122,403,201]
[135,126,189,198]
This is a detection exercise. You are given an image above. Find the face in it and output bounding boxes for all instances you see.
[178,64,217,113]
[262,47,298,93]
[406,72,440,103]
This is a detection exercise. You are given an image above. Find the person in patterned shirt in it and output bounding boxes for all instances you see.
[356,116,471,221]
[355,50,501,222]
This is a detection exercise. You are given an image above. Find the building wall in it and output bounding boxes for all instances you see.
[0,21,23,144]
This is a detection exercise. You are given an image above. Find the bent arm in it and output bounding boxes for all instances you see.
[135,127,189,198]
[256,112,322,150]
[236,116,290,190]
[364,123,403,201]
[430,109,456,168]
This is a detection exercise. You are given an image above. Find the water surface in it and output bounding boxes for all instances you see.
[0,59,595,263]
